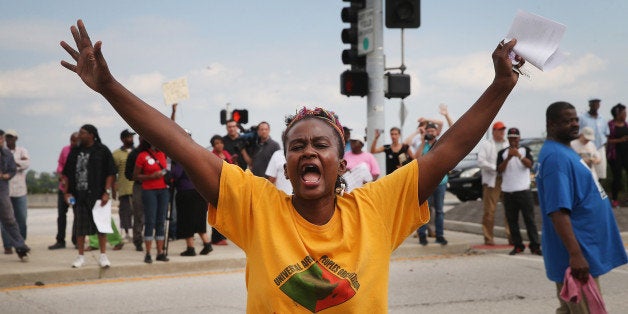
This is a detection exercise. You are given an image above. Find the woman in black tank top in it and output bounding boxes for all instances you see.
[370,127,413,175]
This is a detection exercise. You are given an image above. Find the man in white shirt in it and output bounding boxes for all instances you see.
[578,99,609,180]
[570,127,601,180]
[497,128,541,256]
[265,150,292,194]
[477,121,509,245]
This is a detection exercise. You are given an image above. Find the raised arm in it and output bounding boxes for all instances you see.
[402,127,422,146]
[370,129,385,154]
[439,103,454,128]
[60,20,222,206]
[170,103,177,121]
[416,39,521,203]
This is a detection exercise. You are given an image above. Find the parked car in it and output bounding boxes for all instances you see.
[446,137,545,202]
[446,152,482,202]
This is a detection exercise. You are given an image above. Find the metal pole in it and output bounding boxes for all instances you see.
[366,0,385,171]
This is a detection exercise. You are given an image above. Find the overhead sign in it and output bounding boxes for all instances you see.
[162,77,190,105]
[357,8,374,56]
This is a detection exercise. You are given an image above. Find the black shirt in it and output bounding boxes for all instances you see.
[251,138,281,177]
[63,143,116,203]
[383,144,412,175]
[222,134,248,170]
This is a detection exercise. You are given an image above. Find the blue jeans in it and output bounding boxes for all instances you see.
[0,188,25,249]
[417,183,446,238]
[142,188,169,241]
[2,195,27,249]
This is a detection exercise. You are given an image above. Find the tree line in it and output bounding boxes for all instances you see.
[25,170,58,194]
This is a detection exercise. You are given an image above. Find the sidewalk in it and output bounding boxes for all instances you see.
[0,204,482,289]
[2,198,627,289]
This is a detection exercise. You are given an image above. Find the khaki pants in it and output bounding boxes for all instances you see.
[481,176,510,243]
[555,277,601,314]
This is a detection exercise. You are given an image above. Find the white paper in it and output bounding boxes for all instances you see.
[506,10,567,71]
[92,200,113,234]
[342,162,373,192]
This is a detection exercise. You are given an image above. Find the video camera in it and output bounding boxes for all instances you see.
[234,124,258,151]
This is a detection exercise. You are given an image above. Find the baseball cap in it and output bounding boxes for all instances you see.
[4,129,18,138]
[492,121,506,130]
[349,129,365,144]
[507,128,520,138]
[120,129,136,139]
[581,127,595,141]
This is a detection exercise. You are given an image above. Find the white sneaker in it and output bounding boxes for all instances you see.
[99,254,111,268]
[72,255,85,268]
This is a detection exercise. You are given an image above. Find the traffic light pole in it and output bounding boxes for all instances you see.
[366,0,385,168]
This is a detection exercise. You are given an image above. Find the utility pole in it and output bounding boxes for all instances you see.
[366,0,385,168]
[341,0,418,171]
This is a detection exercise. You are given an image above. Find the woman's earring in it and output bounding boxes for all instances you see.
[335,182,346,196]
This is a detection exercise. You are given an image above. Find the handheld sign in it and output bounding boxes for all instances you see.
[162,77,190,105]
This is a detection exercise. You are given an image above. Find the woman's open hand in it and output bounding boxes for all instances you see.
[60,19,115,93]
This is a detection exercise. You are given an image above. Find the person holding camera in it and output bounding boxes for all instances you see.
[414,123,448,246]
[240,121,280,178]
[497,127,541,256]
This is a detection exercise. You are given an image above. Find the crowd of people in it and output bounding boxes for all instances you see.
[0,18,626,312]
[55,20,532,311]
[42,108,295,267]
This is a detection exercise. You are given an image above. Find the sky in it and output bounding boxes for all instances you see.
[1,1,627,174]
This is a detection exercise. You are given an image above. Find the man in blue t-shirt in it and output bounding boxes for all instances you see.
[536,101,627,312]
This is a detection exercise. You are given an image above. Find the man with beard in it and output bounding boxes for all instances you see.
[536,102,627,312]
[63,124,116,268]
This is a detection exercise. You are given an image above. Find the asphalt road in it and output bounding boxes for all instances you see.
[3,252,628,313]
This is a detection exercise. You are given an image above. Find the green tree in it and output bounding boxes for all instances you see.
[26,170,58,194]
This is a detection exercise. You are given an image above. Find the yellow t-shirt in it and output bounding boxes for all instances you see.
[209,160,428,313]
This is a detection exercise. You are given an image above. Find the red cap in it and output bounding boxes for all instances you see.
[492,121,506,130]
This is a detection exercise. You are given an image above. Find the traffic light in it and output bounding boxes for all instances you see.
[341,0,366,69]
[385,0,420,29]
[384,73,411,99]
[220,109,248,125]
[341,70,369,97]
[220,109,227,125]
[341,0,368,97]
[231,109,248,124]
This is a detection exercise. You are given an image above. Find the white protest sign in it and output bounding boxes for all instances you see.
[162,77,190,105]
